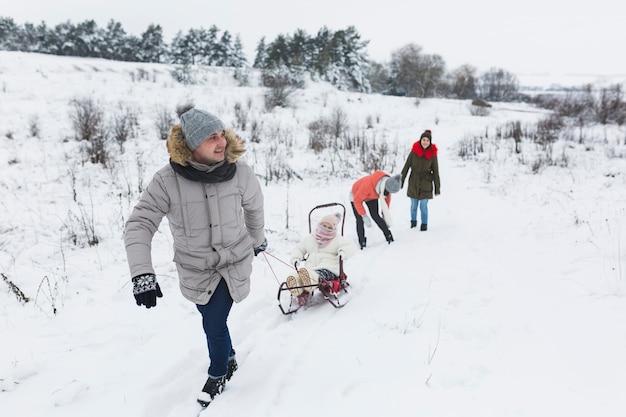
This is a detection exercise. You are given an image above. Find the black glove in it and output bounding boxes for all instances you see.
[132,273,163,308]
[254,238,267,256]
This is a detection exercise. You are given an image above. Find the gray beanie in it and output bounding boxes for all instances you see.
[180,108,225,151]
[385,174,401,193]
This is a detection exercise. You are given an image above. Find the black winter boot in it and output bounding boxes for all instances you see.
[420,223,427,231]
[359,237,367,250]
[226,357,238,381]
[197,375,226,407]
[411,220,417,228]
[385,231,394,244]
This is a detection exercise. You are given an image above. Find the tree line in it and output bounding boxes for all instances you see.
[1,16,521,101]
[0,17,245,66]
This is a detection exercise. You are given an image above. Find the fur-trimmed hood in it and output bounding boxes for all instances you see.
[166,125,245,166]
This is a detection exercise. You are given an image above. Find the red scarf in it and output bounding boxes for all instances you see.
[412,142,438,159]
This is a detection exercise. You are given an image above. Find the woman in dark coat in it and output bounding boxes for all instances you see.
[400,129,441,231]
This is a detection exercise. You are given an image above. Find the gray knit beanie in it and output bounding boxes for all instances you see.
[384,174,402,193]
[179,107,225,151]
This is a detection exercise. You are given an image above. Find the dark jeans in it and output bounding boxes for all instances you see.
[351,200,391,243]
[196,278,234,378]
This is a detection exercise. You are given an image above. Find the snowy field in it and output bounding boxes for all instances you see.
[1,51,626,416]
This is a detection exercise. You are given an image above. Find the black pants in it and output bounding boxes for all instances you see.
[351,200,391,244]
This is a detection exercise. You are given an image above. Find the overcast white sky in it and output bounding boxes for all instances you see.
[4,0,625,76]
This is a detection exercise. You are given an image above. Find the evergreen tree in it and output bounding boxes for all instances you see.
[169,30,193,64]
[120,34,141,62]
[33,22,54,54]
[138,24,166,63]
[17,22,37,52]
[311,26,334,76]
[328,26,371,92]
[73,20,99,57]
[253,37,268,68]
[213,30,233,66]
[100,20,128,60]
[50,21,76,56]
[256,26,371,92]
[203,25,220,65]
[0,17,19,50]
[264,34,290,69]
[288,29,310,71]
[186,28,206,65]
[230,34,247,67]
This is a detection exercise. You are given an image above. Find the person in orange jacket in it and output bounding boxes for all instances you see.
[349,170,401,249]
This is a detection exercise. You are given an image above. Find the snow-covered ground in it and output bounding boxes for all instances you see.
[1,51,625,416]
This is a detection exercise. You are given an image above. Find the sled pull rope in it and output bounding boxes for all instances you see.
[261,251,297,285]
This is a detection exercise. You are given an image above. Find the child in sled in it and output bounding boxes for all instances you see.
[287,213,357,305]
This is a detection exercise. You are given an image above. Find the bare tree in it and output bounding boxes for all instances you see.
[478,68,519,102]
[388,43,446,97]
[262,67,303,110]
[69,97,112,166]
[388,43,423,96]
[367,61,391,94]
[449,64,478,99]
[596,84,625,125]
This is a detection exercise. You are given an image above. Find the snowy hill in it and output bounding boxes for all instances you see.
[1,51,626,417]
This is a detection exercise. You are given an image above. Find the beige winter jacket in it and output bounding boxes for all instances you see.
[124,127,265,305]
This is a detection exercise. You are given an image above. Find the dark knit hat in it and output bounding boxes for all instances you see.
[384,174,401,194]
[177,105,225,151]
[420,129,432,141]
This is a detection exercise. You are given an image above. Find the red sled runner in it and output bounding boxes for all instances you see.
[277,202,352,315]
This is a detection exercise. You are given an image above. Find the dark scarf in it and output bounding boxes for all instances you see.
[170,160,237,183]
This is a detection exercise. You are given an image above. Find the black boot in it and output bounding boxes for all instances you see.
[226,357,238,381]
[359,237,367,249]
[385,231,394,244]
[420,223,427,231]
[411,220,417,228]
[197,375,226,407]
[225,349,238,381]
